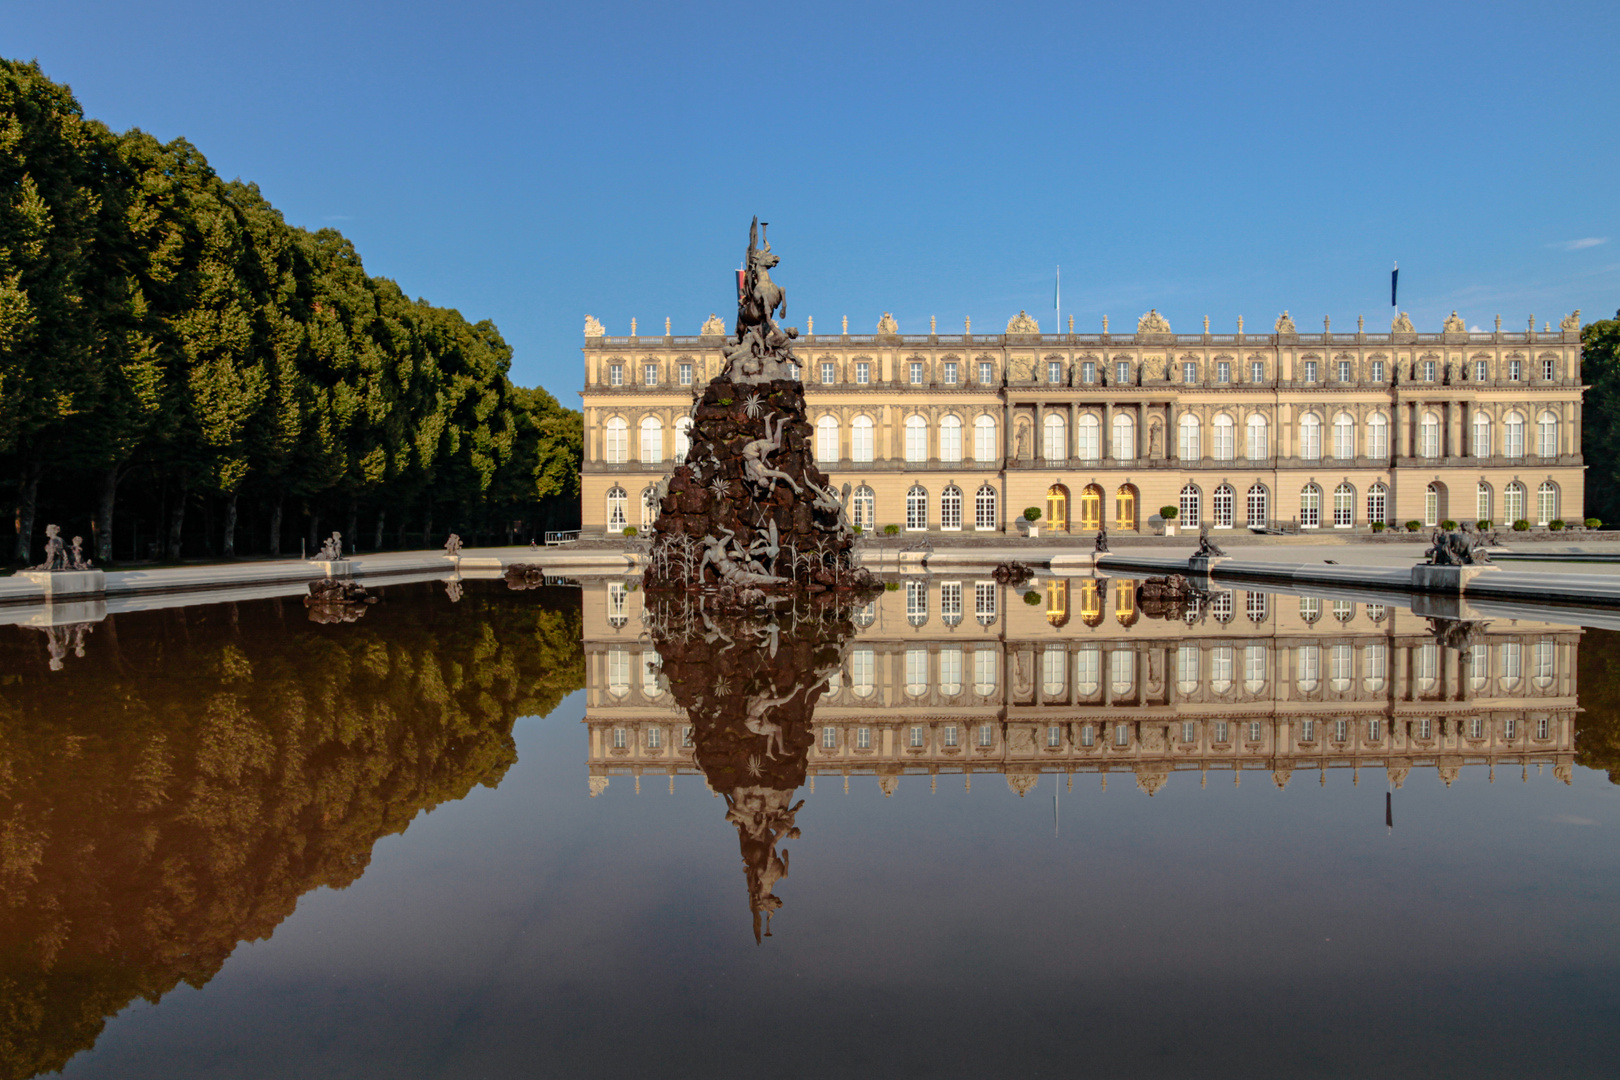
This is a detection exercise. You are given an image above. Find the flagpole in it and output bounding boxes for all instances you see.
[1055,265,1061,338]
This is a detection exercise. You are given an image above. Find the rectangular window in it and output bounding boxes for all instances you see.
[851,648,875,696]
[1297,646,1320,692]
[1469,717,1483,740]
[906,580,928,622]
[1048,360,1063,384]
[1509,359,1521,380]
[978,360,993,384]
[647,727,663,749]
[1334,720,1347,742]
[1303,360,1318,383]
[1330,644,1352,691]
[822,727,836,749]
[909,726,924,748]
[609,364,623,386]
[1080,725,1095,747]
[1115,361,1130,384]
[1418,718,1432,740]
[1047,725,1062,748]
[1183,361,1197,384]
[679,362,692,386]
[974,646,997,694]
[1114,723,1130,747]
[1215,721,1229,743]
[816,420,838,463]
[856,361,871,384]
[939,647,962,695]
[941,581,963,622]
[856,727,871,750]
[944,725,959,747]
[1474,359,1488,382]
[943,361,958,385]
[977,724,994,748]
[820,361,835,384]
[1182,721,1196,744]
[1424,360,1436,382]
[1371,360,1385,382]
[1217,361,1231,383]
[910,361,925,385]
[1505,717,1516,739]
[1211,646,1234,693]
[1364,643,1387,692]
[975,582,997,625]
[1081,361,1096,383]
[1542,357,1555,380]
[1302,719,1315,742]
[613,728,626,749]
[851,421,873,462]
[1367,719,1382,742]
[644,363,658,385]
[1537,718,1549,739]
[1248,721,1262,743]
[1338,360,1351,381]
[1251,360,1265,382]
[905,421,927,463]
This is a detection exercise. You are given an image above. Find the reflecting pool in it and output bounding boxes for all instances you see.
[3,574,1619,1078]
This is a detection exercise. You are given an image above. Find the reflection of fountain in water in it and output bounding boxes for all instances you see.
[646,593,858,942]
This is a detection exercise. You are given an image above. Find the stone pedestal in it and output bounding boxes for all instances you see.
[19,569,105,599]
[1186,555,1229,577]
[1409,593,1490,621]
[21,598,107,626]
[308,560,352,579]
[1410,564,1500,594]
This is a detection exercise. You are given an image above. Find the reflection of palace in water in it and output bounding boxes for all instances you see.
[583,576,1578,797]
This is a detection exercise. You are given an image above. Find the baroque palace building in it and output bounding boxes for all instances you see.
[579,576,1579,797]
[579,308,1588,538]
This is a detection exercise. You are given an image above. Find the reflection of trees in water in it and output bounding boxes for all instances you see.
[1577,627,1620,782]
[0,585,583,1080]
[648,596,857,943]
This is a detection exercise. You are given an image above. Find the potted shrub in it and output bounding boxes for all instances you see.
[1405,520,1422,532]
[1440,519,1458,531]
[884,580,901,591]
[622,526,639,538]
[1023,590,1042,606]
[1159,505,1179,536]
[1550,518,1566,531]
[1512,519,1530,531]
[1371,521,1386,533]
[1475,519,1492,531]
[1020,507,1042,538]
[1587,517,1603,530]
[883,524,900,536]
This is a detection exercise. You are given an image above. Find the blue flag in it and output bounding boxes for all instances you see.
[1391,262,1398,307]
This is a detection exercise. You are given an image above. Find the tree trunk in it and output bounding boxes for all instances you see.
[13,462,40,564]
[346,499,359,554]
[307,512,320,555]
[222,492,238,557]
[166,492,187,561]
[269,497,282,556]
[94,467,119,564]
[373,508,386,551]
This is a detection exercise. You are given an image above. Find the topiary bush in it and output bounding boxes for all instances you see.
[1550,518,1566,531]
[1587,517,1603,529]
[1405,520,1422,532]
[883,524,900,536]
[1475,519,1492,530]
[1440,519,1458,531]
[1371,521,1386,532]
[622,526,638,537]
[1513,519,1530,531]
[884,580,901,591]
[852,525,863,536]
[1023,591,1041,606]
[1022,507,1042,522]
[1160,505,1178,520]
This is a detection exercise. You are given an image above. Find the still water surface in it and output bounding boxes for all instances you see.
[3,577,1619,1078]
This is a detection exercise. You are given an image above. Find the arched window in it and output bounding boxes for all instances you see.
[1212,414,1235,461]
[939,414,963,463]
[1367,482,1387,525]
[607,486,628,531]
[1212,484,1235,527]
[905,414,928,463]
[1078,484,1101,531]
[1043,413,1067,460]
[852,485,875,530]
[674,416,692,463]
[1178,414,1201,460]
[974,415,997,462]
[1050,484,1072,531]
[974,484,997,530]
[851,415,875,463]
[1504,481,1526,524]
[1367,412,1388,458]
[1112,412,1135,461]
[1418,412,1439,459]
[1537,481,1558,525]
[1333,482,1354,527]
[1076,414,1100,460]
[1332,413,1355,460]
[940,485,963,530]
[1538,411,1559,458]
[906,484,928,530]
[1300,483,1322,528]
[1472,411,1491,457]
[815,416,838,463]
[640,417,663,464]
[1247,483,1269,527]
[1504,411,1525,458]
[1476,482,1491,523]
[1424,482,1443,527]
[1299,413,1322,460]
[1115,484,1138,530]
[1246,414,1268,460]
[605,417,629,464]
[1179,483,1201,527]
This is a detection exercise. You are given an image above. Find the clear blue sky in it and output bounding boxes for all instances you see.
[6,0,1618,400]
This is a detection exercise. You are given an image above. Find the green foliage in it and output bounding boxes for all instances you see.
[1587,517,1602,529]
[1440,519,1457,531]
[1022,507,1041,522]
[1550,518,1565,531]
[1513,519,1531,531]
[1371,521,1385,532]
[1159,505,1177,519]
[0,61,581,562]
[1022,590,1041,605]
[1476,519,1492,530]
[883,580,900,591]
[622,526,638,537]
[1582,311,1620,527]
[883,524,900,535]
[1405,520,1421,531]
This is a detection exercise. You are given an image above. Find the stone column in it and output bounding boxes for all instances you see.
[1103,401,1114,463]
[1068,402,1077,462]
[1036,402,1047,464]
[1166,400,1177,462]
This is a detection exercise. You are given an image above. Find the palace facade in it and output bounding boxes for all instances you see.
[579,309,1587,537]
[580,576,1579,797]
